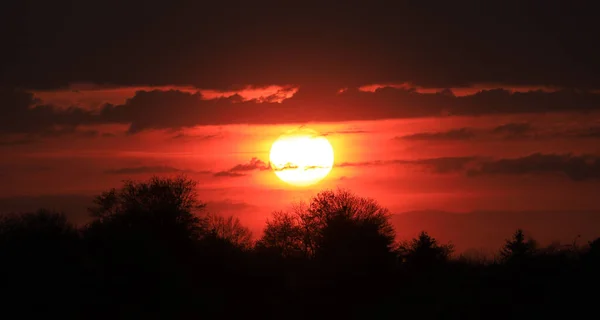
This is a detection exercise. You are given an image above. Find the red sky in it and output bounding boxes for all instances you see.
[2,84,600,253]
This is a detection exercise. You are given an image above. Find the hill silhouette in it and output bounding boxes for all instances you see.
[0,176,598,319]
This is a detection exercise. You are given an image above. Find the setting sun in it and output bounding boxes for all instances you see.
[269,128,334,186]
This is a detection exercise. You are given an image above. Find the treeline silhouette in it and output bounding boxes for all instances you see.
[1,176,598,319]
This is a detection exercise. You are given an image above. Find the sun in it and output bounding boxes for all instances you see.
[269,128,334,186]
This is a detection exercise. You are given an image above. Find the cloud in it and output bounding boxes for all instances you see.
[491,122,534,139]
[171,133,222,141]
[99,90,206,134]
[336,157,476,174]
[105,166,210,175]
[4,85,600,136]
[395,122,600,142]
[59,88,600,132]
[0,88,91,136]
[213,157,270,177]
[467,153,600,181]
[271,163,300,172]
[31,84,298,109]
[398,128,475,141]
[213,171,246,178]
[338,153,600,181]
[359,83,562,96]
[229,158,270,172]
[492,122,532,135]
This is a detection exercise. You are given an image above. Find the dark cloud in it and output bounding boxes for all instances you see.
[105,166,210,175]
[492,122,534,139]
[395,122,600,142]
[171,132,222,141]
[213,171,246,178]
[2,2,599,89]
[467,153,600,181]
[336,157,476,174]
[3,87,600,134]
[99,90,206,134]
[214,158,269,177]
[398,128,475,141]
[229,158,270,172]
[492,122,532,135]
[214,158,334,177]
[338,154,600,181]
[73,88,600,131]
[0,88,91,136]
[272,163,300,172]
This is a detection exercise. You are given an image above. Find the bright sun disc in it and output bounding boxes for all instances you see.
[269,128,334,186]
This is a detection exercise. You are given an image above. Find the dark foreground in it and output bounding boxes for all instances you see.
[1,177,598,319]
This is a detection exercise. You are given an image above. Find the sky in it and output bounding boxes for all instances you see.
[2,1,600,253]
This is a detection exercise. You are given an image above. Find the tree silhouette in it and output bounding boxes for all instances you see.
[205,213,253,249]
[259,189,396,260]
[588,237,600,256]
[257,188,397,295]
[87,175,207,242]
[257,210,305,258]
[83,176,211,318]
[1,177,599,318]
[583,237,600,269]
[302,189,395,256]
[398,231,454,269]
[499,229,537,262]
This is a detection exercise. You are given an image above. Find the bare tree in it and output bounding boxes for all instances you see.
[205,213,253,249]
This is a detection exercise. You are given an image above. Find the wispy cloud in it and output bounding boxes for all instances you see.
[397,128,475,141]
[213,157,270,178]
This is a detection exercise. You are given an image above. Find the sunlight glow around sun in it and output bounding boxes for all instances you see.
[269,128,334,186]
